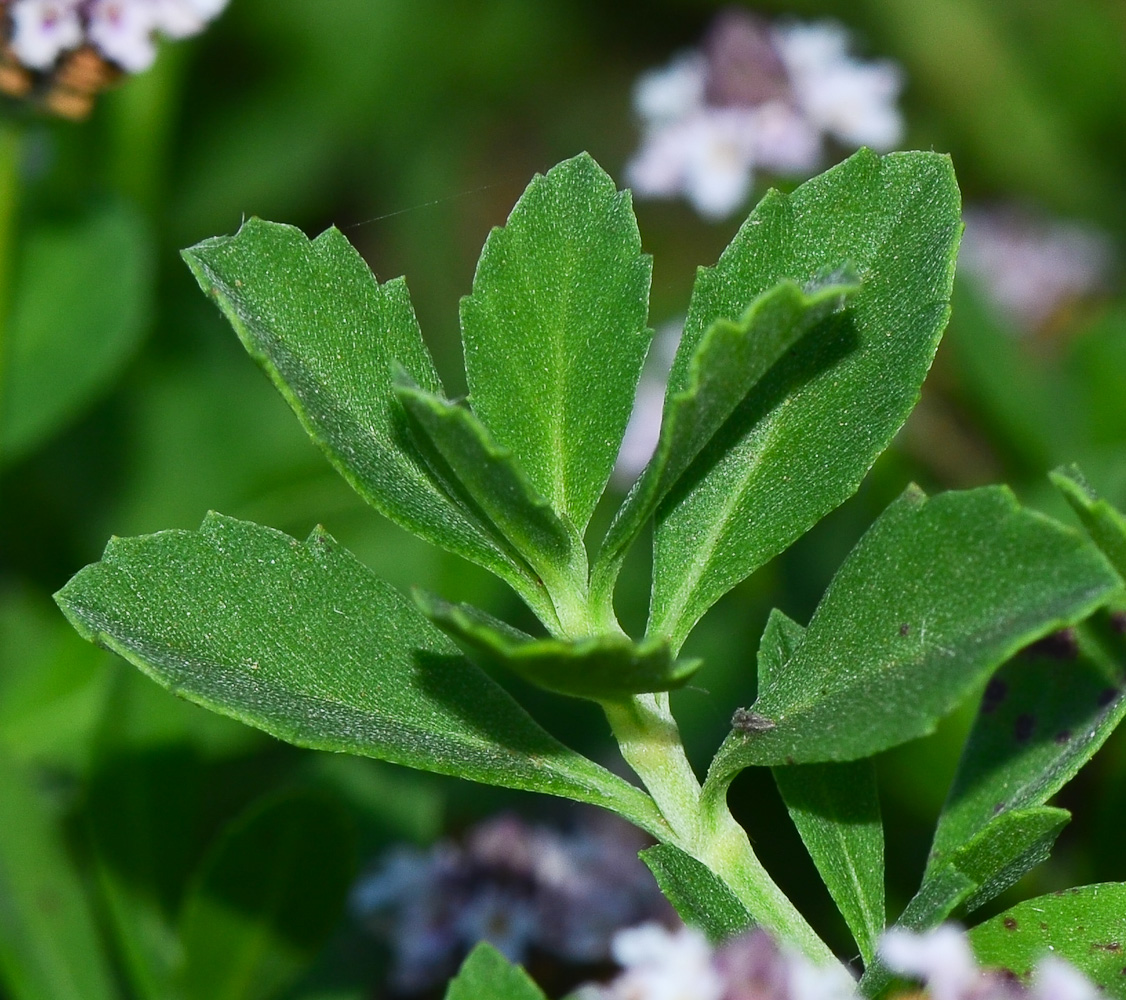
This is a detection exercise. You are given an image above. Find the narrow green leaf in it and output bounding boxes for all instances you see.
[178,792,355,1000]
[1051,464,1126,580]
[650,149,962,649]
[54,514,666,838]
[1,201,153,462]
[860,807,1070,998]
[704,486,1118,775]
[755,611,885,964]
[416,592,700,701]
[593,273,859,610]
[181,220,540,605]
[640,843,753,943]
[0,752,120,1000]
[969,884,1126,998]
[930,613,1126,872]
[443,943,547,1000]
[461,152,653,532]
[392,371,583,608]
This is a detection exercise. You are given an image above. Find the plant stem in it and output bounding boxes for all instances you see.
[0,119,23,463]
[604,692,847,977]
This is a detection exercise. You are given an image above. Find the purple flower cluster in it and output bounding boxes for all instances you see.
[351,813,673,994]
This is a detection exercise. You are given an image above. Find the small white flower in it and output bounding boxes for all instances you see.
[774,21,904,150]
[633,52,708,128]
[1033,956,1102,1000]
[880,925,981,1000]
[85,0,160,72]
[7,0,84,69]
[606,924,725,1000]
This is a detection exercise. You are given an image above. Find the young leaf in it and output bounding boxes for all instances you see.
[757,611,885,965]
[0,752,120,1000]
[178,791,355,1000]
[593,272,860,612]
[640,843,753,943]
[181,220,542,607]
[968,884,1126,999]
[929,614,1126,873]
[416,592,700,701]
[460,153,653,533]
[392,371,584,614]
[704,485,1118,775]
[649,149,962,649]
[54,514,667,839]
[444,943,547,1000]
[1051,465,1126,580]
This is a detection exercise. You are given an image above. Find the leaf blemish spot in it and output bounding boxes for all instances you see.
[898,622,910,636]
[1055,730,1072,744]
[1111,611,1126,635]
[982,677,1008,714]
[731,708,776,734]
[1097,687,1119,708]
[1004,917,1018,931]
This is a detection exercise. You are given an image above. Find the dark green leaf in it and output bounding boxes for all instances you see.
[1052,465,1126,580]
[181,220,542,607]
[392,371,584,618]
[178,791,355,1000]
[930,613,1126,872]
[2,201,152,462]
[0,752,120,1000]
[968,884,1126,998]
[416,592,700,701]
[756,611,884,964]
[443,943,547,1000]
[704,486,1117,773]
[593,273,859,613]
[460,153,652,533]
[640,843,752,943]
[649,149,962,649]
[54,514,666,837]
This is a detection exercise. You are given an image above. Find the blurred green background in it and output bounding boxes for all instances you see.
[1,1,1124,997]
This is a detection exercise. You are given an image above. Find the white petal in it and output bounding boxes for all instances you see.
[879,926,980,1000]
[87,0,159,72]
[1033,957,1101,1000]
[8,0,83,69]
[633,52,707,127]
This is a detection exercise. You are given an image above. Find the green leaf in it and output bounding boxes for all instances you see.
[756,611,885,964]
[2,201,152,462]
[460,152,652,533]
[181,220,543,608]
[54,514,666,838]
[178,791,355,1000]
[704,485,1118,774]
[392,371,584,618]
[969,884,1126,998]
[0,752,120,1000]
[860,807,1069,998]
[640,843,752,943]
[649,149,962,649]
[443,943,547,1000]
[593,273,859,614]
[1051,465,1126,581]
[930,613,1126,873]
[416,591,700,701]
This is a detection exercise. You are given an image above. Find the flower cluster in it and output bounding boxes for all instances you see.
[350,814,672,994]
[0,0,227,117]
[625,8,904,219]
[959,205,1114,334]
[574,923,1104,1000]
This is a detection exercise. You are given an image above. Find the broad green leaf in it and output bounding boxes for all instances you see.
[0,752,120,1000]
[54,514,667,838]
[969,884,1126,998]
[460,152,652,533]
[640,843,752,943]
[1051,465,1126,580]
[178,791,355,1000]
[181,220,545,610]
[755,611,885,964]
[930,613,1126,872]
[650,149,962,649]
[860,807,1069,998]
[704,486,1118,774]
[444,943,547,1000]
[593,273,859,613]
[392,371,583,611]
[416,592,700,701]
[2,201,152,462]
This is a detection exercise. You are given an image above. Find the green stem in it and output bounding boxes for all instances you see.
[0,119,23,462]
[604,692,846,977]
